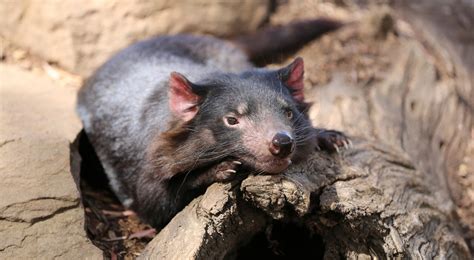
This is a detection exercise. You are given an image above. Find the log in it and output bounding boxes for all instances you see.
[140,139,469,259]
[139,4,473,259]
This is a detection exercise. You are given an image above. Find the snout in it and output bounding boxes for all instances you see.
[269,131,295,158]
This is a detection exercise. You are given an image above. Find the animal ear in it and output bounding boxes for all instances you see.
[169,72,201,122]
[278,57,305,102]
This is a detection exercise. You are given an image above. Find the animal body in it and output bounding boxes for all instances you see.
[77,20,348,229]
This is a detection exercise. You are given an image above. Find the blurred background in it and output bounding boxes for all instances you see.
[1,0,358,79]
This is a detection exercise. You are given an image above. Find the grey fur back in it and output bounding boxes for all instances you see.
[77,35,252,206]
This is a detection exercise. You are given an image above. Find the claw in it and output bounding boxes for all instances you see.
[343,140,349,150]
[232,161,242,165]
[224,169,237,174]
[333,144,340,153]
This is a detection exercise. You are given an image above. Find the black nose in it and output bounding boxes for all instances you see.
[269,132,295,158]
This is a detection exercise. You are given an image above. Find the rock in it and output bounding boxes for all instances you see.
[0,64,101,258]
[269,0,360,25]
[0,0,270,77]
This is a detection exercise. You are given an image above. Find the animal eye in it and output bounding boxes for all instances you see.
[286,110,293,119]
[225,116,239,126]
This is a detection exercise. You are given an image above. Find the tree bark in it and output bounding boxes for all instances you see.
[139,3,473,259]
[140,139,470,259]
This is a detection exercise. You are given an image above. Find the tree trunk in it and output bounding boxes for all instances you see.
[139,2,473,259]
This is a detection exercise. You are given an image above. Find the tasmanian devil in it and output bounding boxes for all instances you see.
[77,20,349,229]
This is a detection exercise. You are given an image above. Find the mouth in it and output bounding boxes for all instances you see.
[239,156,292,174]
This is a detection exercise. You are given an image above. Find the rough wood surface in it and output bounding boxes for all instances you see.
[141,140,470,259]
[139,2,474,259]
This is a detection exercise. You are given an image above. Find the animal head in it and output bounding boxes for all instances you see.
[167,57,313,174]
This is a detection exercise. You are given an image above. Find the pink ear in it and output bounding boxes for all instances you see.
[280,57,305,102]
[169,72,200,121]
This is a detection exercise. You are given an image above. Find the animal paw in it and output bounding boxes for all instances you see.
[314,129,351,153]
[214,160,242,182]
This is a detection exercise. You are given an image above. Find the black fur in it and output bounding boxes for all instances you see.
[77,34,346,229]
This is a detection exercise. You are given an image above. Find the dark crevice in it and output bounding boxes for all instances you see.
[0,198,79,224]
[29,203,79,225]
[0,138,16,148]
[71,131,153,259]
[77,131,112,191]
[233,221,325,260]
